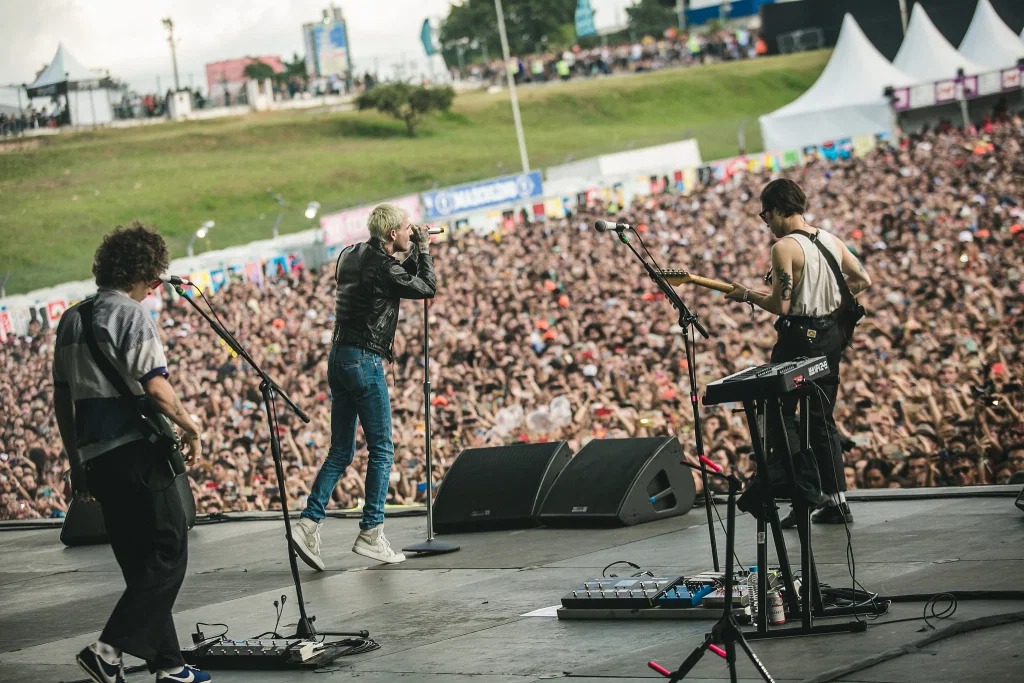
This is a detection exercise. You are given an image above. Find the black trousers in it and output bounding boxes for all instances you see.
[85,440,187,672]
[768,315,846,497]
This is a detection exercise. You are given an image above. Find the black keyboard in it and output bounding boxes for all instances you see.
[703,357,830,405]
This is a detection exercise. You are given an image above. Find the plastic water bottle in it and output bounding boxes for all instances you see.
[746,566,759,616]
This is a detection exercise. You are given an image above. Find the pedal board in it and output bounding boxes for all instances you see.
[183,638,327,669]
[561,576,683,609]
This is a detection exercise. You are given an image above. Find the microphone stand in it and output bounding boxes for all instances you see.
[171,282,368,646]
[403,297,460,556]
[610,228,720,572]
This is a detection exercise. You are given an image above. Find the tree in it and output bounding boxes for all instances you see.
[243,59,275,82]
[356,83,455,136]
[283,53,308,88]
[439,0,576,66]
[626,0,678,39]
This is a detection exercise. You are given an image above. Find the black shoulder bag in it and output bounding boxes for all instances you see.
[792,230,866,349]
[78,299,185,475]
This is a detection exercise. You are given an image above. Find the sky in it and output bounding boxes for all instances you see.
[0,0,635,105]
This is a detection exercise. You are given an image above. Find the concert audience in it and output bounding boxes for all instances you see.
[1,113,1022,519]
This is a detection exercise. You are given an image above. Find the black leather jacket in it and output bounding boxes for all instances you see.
[331,237,436,361]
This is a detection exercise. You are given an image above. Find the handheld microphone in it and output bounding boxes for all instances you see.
[427,227,445,235]
[594,219,631,233]
[159,275,191,286]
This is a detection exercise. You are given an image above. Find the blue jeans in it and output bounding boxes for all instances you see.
[302,345,394,530]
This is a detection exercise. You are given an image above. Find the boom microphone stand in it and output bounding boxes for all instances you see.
[403,297,460,556]
[171,281,368,646]
[601,221,720,571]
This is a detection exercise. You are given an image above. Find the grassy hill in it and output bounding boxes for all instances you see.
[0,51,829,294]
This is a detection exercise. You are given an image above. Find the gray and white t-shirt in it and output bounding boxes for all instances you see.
[53,287,169,461]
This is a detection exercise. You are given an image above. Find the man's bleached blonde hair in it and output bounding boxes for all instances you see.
[367,203,409,242]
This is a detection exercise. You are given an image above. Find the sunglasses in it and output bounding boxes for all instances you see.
[758,209,771,223]
[952,466,972,475]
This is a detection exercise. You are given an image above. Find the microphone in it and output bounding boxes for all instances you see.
[594,219,631,233]
[159,275,191,286]
[427,227,445,235]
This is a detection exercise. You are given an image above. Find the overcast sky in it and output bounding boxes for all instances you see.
[0,0,634,104]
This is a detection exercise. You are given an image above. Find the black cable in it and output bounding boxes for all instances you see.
[602,560,640,577]
[194,621,229,639]
[870,593,957,629]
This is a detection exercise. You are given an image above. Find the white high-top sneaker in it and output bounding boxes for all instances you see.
[352,525,406,564]
[291,517,325,571]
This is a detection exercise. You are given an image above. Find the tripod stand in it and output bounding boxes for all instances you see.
[605,222,720,570]
[650,459,774,682]
[173,282,368,647]
[403,298,460,556]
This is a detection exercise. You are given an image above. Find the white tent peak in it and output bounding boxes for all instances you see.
[770,14,914,117]
[958,0,1024,70]
[894,3,986,82]
[28,43,103,91]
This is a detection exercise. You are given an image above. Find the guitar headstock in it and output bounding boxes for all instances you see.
[659,269,693,286]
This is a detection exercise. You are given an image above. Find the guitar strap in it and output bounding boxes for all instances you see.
[789,229,857,312]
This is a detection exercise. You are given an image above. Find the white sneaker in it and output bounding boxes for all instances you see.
[291,517,325,571]
[352,526,406,564]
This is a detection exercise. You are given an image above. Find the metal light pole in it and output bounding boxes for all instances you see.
[162,17,181,91]
[898,0,909,36]
[494,0,530,173]
[271,193,288,239]
[187,220,214,257]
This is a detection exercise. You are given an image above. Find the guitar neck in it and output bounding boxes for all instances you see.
[660,269,733,294]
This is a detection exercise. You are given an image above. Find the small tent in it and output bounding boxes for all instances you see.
[958,0,1024,70]
[26,44,117,126]
[893,4,986,82]
[759,14,916,152]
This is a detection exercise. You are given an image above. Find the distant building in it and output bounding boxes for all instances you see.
[302,4,354,86]
[205,56,285,106]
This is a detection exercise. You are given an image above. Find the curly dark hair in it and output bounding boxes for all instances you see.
[92,221,169,290]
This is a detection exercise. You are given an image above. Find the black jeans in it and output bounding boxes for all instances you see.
[85,440,188,672]
[768,315,845,497]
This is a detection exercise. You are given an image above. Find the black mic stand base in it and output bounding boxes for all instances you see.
[402,538,461,555]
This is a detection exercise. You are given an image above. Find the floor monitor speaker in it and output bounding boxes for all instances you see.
[432,441,572,533]
[538,436,695,527]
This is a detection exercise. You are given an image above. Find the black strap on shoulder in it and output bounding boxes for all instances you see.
[790,229,856,306]
[78,299,137,399]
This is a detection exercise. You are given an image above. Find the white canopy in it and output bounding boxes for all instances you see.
[958,0,1024,70]
[893,4,986,81]
[27,44,102,93]
[759,14,916,152]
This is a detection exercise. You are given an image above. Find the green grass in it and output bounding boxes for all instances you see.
[0,51,829,294]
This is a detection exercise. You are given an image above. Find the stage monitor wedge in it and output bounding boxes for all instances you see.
[538,436,695,527]
[432,441,573,533]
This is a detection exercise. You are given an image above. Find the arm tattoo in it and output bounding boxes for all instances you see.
[778,271,793,301]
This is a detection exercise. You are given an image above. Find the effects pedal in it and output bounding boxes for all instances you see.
[561,576,683,609]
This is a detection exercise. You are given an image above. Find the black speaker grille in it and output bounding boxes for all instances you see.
[541,437,681,517]
[433,441,571,530]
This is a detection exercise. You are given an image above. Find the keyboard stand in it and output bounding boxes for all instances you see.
[739,393,864,640]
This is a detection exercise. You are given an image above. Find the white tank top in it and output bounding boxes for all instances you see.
[787,230,842,317]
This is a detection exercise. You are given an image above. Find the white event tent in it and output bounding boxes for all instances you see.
[26,43,116,126]
[759,14,916,152]
[893,4,986,81]
[958,0,1024,70]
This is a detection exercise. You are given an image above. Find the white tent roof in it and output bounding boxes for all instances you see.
[27,44,100,91]
[765,14,915,119]
[893,4,987,81]
[958,0,1024,70]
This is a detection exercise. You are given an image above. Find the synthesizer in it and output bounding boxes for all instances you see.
[703,356,830,405]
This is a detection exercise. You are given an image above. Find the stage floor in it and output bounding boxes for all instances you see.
[2,490,1022,683]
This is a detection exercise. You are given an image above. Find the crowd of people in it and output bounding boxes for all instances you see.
[453,29,765,86]
[2,111,1023,521]
[0,105,64,136]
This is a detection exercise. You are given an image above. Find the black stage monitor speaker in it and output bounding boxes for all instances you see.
[60,474,196,547]
[1016,486,1024,513]
[432,441,573,533]
[538,436,695,527]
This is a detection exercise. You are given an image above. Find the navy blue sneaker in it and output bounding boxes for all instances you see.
[76,646,125,683]
[157,664,212,682]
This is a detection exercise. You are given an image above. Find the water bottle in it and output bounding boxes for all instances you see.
[746,566,759,616]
